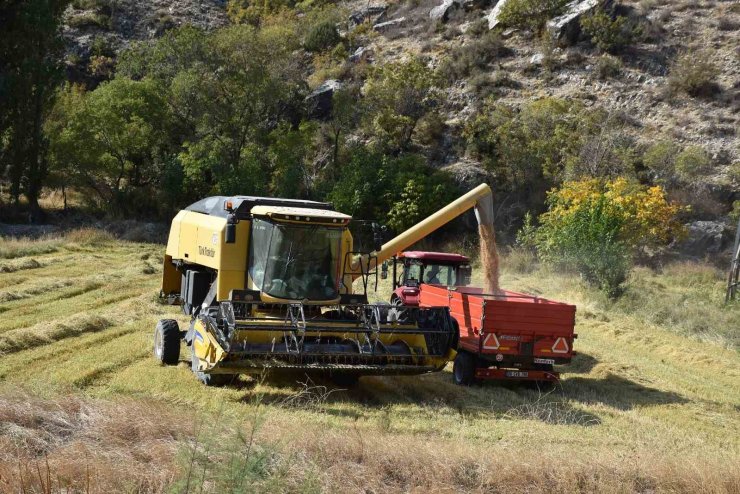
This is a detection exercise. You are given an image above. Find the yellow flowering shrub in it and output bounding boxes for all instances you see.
[541,178,685,250]
[535,178,685,297]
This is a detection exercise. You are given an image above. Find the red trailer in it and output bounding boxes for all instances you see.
[419,284,577,385]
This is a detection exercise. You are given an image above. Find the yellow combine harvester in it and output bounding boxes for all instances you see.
[154,184,494,385]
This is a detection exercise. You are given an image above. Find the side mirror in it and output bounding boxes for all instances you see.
[459,265,472,286]
[225,223,236,244]
[225,214,237,244]
[381,261,388,280]
[372,223,387,252]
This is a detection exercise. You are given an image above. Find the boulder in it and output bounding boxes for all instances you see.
[349,46,373,63]
[676,221,731,256]
[486,0,512,30]
[306,80,343,120]
[349,4,387,26]
[546,0,613,44]
[430,0,460,22]
[373,17,407,32]
[529,53,545,66]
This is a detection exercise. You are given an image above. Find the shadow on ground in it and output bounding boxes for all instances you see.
[219,360,688,428]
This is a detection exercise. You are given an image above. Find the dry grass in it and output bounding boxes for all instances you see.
[64,227,115,245]
[0,390,188,492]
[0,236,61,259]
[0,235,738,492]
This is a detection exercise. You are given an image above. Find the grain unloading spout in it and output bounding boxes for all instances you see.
[474,191,494,229]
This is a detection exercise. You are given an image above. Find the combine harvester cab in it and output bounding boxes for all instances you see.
[153,185,495,386]
[420,285,576,386]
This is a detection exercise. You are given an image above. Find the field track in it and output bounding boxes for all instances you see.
[0,235,738,493]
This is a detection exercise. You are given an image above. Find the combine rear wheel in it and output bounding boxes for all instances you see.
[190,345,234,386]
[154,319,180,365]
[452,351,476,385]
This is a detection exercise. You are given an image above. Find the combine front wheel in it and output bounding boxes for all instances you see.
[452,351,476,385]
[154,319,180,366]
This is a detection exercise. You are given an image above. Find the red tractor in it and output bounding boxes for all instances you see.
[385,251,472,307]
[385,250,576,386]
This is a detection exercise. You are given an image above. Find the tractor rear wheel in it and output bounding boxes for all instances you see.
[190,344,234,386]
[453,351,477,385]
[154,319,180,365]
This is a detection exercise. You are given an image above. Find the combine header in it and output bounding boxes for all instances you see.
[154,185,495,385]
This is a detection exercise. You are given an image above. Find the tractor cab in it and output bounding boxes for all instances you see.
[386,251,472,307]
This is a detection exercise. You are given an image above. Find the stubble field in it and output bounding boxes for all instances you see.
[0,231,738,493]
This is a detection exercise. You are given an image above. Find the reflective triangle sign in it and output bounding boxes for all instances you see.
[552,337,569,354]
[483,333,500,350]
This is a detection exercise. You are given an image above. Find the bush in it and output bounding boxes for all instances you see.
[674,146,712,182]
[67,11,111,29]
[497,0,568,32]
[304,21,340,52]
[595,54,622,79]
[539,194,630,297]
[668,51,720,98]
[463,97,585,190]
[643,140,679,183]
[437,31,509,82]
[535,178,684,297]
[580,9,631,53]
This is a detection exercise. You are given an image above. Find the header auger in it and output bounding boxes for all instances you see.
[153,184,494,385]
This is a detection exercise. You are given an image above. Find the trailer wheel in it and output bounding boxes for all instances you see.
[154,319,180,365]
[191,345,234,386]
[453,351,476,385]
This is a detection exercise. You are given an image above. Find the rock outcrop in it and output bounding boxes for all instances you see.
[306,80,343,120]
[486,0,510,30]
[546,0,613,44]
[677,221,731,256]
[349,4,387,26]
[430,0,460,22]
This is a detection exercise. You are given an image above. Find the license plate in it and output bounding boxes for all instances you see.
[534,358,555,365]
[505,371,529,378]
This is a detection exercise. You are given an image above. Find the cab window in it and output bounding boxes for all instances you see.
[422,264,456,285]
[403,261,422,286]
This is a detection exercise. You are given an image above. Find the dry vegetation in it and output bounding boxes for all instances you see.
[0,232,738,492]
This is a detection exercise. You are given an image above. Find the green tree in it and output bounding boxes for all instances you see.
[268,122,317,198]
[120,24,308,199]
[46,79,171,214]
[363,58,440,153]
[327,149,459,231]
[325,85,361,178]
[0,0,70,216]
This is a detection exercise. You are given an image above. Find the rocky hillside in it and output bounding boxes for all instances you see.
[59,0,740,251]
[62,0,228,85]
[61,0,739,169]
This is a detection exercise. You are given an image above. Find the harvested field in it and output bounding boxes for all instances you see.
[0,233,738,492]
